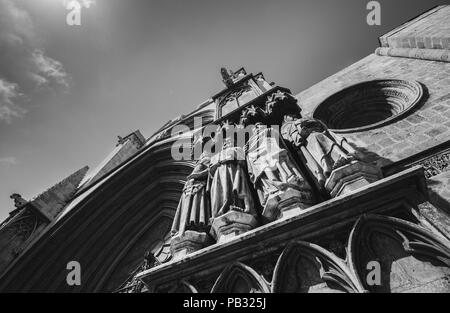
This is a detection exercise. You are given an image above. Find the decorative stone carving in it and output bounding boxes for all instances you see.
[324,161,383,197]
[281,113,382,197]
[208,132,257,243]
[210,210,258,244]
[242,108,316,221]
[10,194,28,209]
[211,262,270,293]
[115,251,155,293]
[170,230,213,261]
[272,241,365,293]
[170,152,212,237]
[411,149,450,179]
[170,139,214,260]
[348,214,450,293]
[221,67,234,87]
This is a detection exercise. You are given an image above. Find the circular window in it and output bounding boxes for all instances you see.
[312,79,424,133]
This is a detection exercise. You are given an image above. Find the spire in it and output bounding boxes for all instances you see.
[30,166,89,220]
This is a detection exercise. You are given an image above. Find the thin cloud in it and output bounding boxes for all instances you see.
[0,157,17,166]
[0,0,70,123]
[0,79,26,123]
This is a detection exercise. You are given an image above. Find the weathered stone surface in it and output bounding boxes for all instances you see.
[379,6,450,50]
[210,211,258,243]
[297,55,450,166]
[170,230,213,261]
[325,161,382,197]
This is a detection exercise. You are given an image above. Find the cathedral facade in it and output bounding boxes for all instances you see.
[0,5,449,293]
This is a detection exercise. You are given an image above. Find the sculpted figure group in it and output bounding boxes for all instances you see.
[170,105,365,251]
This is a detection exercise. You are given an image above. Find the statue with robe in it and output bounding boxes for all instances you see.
[242,107,316,220]
[208,129,256,219]
[281,112,362,187]
[170,138,212,237]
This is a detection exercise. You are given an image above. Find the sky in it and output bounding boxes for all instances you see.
[0,0,446,220]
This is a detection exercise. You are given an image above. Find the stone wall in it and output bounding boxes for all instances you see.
[297,54,450,166]
[379,5,450,49]
[296,4,450,212]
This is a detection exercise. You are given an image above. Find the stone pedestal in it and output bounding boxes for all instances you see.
[263,187,313,222]
[210,211,259,244]
[170,231,212,261]
[325,161,382,197]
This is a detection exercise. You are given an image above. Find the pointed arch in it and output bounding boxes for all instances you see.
[348,214,450,293]
[211,262,270,293]
[272,241,365,293]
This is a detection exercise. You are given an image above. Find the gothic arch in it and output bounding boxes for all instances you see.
[272,241,365,293]
[96,208,175,292]
[0,137,196,292]
[348,214,450,293]
[211,262,270,293]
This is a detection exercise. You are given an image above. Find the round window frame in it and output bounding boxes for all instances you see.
[312,79,424,134]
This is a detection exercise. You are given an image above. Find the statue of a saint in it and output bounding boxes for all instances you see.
[170,139,212,237]
[281,113,362,186]
[242,108,316,220]
[208,134,256,219]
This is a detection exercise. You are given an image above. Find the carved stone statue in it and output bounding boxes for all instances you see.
[208,126,257,242]
[10,194,28,209]
[281,113,359,183]
[221,67,234,87]
[170,138,213,260]
[281,112,381,197]
[208,137,255,218]
[170,151,212,237]
[242,108,316,221]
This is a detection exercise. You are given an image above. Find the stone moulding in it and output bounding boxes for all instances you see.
[375,47,450,63]
[170,230,213,261]
[312,79,424,133]
[136,166,432,290]
[324,161,383,197]
[383,140,450,179]
[210,211,259,244]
